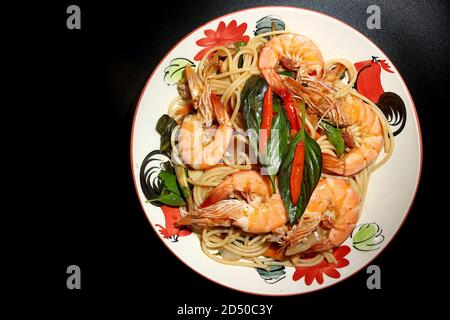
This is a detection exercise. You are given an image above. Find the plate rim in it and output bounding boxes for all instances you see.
[130,5,423,296]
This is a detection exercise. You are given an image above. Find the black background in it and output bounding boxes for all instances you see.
[33,0,446,315]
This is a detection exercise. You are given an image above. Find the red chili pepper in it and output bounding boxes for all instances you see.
[290,141,305,205]
[289,129,297,137]
[280,90,300,134]
[259,86,273,154]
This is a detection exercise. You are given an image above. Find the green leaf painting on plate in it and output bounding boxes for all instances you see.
[352,223,384,251]
[164,58,195,85]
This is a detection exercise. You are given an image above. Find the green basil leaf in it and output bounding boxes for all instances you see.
[235,41,247,68]
[320,121,345,157]
[156,114,177,154]
[279,71,295,78]
[159,134,171,154]
[159,170,181,195]
[242,76,268,157]
[156,114,177,135]
[147,170,186,207]
[173,165,189,199]
[242,77,290,187]
[235,41,247,49]
[279,131,322,225]
[263,97,289,176]
[292,134,322,223]
[146,192,186,207]
[174,165,194,210]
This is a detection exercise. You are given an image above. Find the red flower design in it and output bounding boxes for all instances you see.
[292,245,351,285]
[194,20,250,61]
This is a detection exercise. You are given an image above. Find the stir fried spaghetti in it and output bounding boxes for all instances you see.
[150,29,394,271]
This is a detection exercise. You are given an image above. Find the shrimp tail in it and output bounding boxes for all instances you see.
[200,183,233,208]
[210,93,230,124]
[176,200,247,228]
[176,215,232,229]
[260,67,285,95]
[309,240,332,252]
[283,77,306,96]
[185,65,203,103]
[322,153,345,175]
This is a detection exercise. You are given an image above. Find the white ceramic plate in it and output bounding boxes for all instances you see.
[131,6,422,295]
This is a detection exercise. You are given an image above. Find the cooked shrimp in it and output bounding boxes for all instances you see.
[178,93,232,170]
[284,69,384,176]
[259,33,324,78]
[259,33,324,93]
[321,94,384,175]
[200,170,272,208]
[185,65,213,126]
[258,33,324,130]
[176,171,288,234]
[283,178,360,255]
